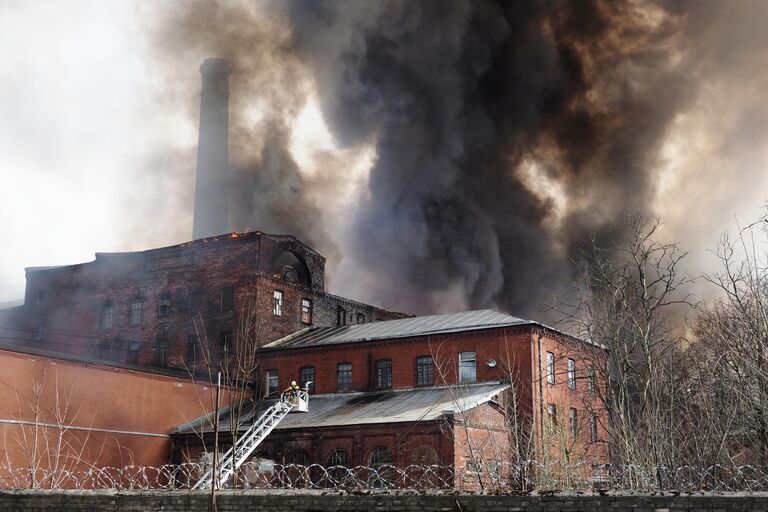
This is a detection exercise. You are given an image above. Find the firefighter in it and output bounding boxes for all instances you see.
[283,380,300,401]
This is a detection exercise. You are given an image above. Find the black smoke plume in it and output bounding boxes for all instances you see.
[152,0,768,319]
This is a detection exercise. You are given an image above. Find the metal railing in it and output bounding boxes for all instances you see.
[3,461,768,492]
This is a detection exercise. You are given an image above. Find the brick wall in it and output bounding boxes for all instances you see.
[0,490,767,511]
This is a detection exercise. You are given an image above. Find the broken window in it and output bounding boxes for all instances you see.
[266,369,279,396]
[273,290,283,316]
[546,352,555,384]
[158,298,171,318]
[416,356,433,386]
[567,358,576,390]
[221,287,234,313]
[156,338,168,366]
[458,351,476,383]
[300,366,315,393]
[129,301,142,326]
[337,363,352,392]
[376,359,392,390]
[301,299,312,325]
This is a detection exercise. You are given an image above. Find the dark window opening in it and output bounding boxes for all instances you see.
[221,287,234,313]
[187,335,199,365]
[328,448,349,467]
[266,369,279,396]
[128,342,140,365]
[129,301,142,326]
[336,306,346,327]
[158,298,171,318]
[300,366,315,393]
[220,331,232,359]
[100,304,113,330]
[375,359,392,390]
[416,356,433,386]
[301,299,312,325]
[370,446,393,466]
[156,338,168,366]
[356,313,366,324]
[292,449,308,466]
[337,363,352,392]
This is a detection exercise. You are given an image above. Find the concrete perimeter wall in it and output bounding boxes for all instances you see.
[0,490,767,511]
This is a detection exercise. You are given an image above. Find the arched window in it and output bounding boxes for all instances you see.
[327,448,349,467]
[369,446,393,467]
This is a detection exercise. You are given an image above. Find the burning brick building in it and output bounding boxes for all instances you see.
[0,57,609,482]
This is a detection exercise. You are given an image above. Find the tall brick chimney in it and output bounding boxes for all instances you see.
[192,58,232,239]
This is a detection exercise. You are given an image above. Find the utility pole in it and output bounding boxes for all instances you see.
[211,371,221,512]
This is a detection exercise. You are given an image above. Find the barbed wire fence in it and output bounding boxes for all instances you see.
[3,461,768,492]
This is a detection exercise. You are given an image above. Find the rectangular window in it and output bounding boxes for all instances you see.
[273,290,283,316]
[127,342,140,365]
[591,414,598,443]
[416,356,433,386]
[547,404,557,432]
[301,299,312,325]
[337,363,352,392]
[376,359,392,390]
[158,298,171,318]
[546,352,555,385]
[356,313,366,324]
[187,335,199,364]
[569,408,578,438]
[336,307,346,326]
[567,358,576,390]
[300,366,315,393]
[459,351,476,383]
[129,301,142,326]
[220,331,232,359]
[221,287,234,313]
[587,365,595,394]
[156,338,168,366]
[266,369,279,396]
[100,305,113,330]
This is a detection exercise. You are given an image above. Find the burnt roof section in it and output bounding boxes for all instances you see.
[262,309,529,350]
[171,382,509,435]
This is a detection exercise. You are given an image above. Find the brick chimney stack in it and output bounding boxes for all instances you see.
[192,58,232,240]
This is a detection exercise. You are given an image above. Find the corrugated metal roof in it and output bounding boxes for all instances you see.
[171,382,509,435]
[262,309,529,350]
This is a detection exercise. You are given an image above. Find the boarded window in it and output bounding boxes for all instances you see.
[301,299,312,325]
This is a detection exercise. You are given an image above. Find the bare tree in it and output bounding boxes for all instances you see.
[551,213,694,468]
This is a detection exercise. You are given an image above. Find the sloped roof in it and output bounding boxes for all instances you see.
[262,309,529,350]
[171,382,509,435]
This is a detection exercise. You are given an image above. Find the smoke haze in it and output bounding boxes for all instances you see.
[2,1,768,320]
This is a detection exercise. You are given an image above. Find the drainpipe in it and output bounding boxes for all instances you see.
[536,331,545,456]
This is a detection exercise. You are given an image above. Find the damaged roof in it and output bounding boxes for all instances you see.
[171,382,509,435]
[262,309,529,350]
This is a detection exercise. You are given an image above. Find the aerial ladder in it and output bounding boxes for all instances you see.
[193,387,310,490]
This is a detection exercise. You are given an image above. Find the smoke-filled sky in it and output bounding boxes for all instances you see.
[2,0,768,320]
